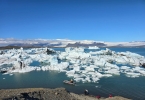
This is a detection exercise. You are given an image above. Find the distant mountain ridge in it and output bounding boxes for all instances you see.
[0,38,145,48]
[66,42,106,47]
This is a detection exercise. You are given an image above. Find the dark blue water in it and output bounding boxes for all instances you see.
[109,47,145,55]
[0,48,145,100]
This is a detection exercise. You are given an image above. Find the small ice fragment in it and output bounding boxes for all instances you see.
[95,86,98,88]
[10,74,13,76]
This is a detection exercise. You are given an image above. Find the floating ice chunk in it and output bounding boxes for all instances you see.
[121,66,130,69]
[59,52,68,59]
[48,65,59,71]
[102,74,112,77]
[122,56,129,62]
[66,70,75,74]
[73,66,81,71]
[88,46,100,50]
[80,53,91,59]
[95,50,105,55]
[132,67,145,75]
[41,66,49,71]
[9,74,13,76]
[74,77,85,82]
[11,66,35,73]
[89,51,98,55]
[132,67,142,71]
[49,56,58,66]
[85,67,95,72]
[57,62,69,70]
[85,77,91,82]
[67,52,80,59]
[91,77,100,82]
[73,74,86,79]
[35,67,41,71]
[72,74,81,78]
[103,67,111,70]
[95,86,98,88]
[66,74,75,77]
[87,72,96,75]
[104,48,113,55]
[94,59,106,67]
[138,70,145,76]
[91,72,103,78]
[90,48,112,55]
[126,72,140,78]
[115,56,127,64]
[90,64,99,68]
[105,62,119,69]
[123,68,133,73]
[104,69,120,75]
[118,52,145,65]
[66,70,75,77]
[65,47,73,53]
[81,70,90,74]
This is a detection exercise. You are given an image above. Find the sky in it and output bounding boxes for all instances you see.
[0,0,145,42]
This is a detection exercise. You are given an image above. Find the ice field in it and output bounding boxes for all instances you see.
[1,47,145,83]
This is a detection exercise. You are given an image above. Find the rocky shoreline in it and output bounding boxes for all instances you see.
[0,88,131,100]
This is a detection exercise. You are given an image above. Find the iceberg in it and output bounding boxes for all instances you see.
[1,47,145,83]
[88,46,100,49]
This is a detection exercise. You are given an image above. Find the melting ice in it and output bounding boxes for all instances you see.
[0,47,145,83]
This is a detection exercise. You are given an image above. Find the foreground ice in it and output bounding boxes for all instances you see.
[0,47,145,83]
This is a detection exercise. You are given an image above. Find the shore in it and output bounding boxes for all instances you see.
[0,88,131,100]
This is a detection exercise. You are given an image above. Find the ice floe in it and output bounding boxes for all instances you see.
[0,47,145,83]
[88,46,100,50]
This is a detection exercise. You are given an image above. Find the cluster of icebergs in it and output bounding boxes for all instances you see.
[0,47,145,83]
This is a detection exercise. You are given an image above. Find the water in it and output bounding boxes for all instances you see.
[1,48,145,100]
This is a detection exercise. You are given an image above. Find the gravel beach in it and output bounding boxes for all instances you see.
[0,88,131,100]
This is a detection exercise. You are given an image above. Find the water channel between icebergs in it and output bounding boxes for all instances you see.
[0,47,145,100]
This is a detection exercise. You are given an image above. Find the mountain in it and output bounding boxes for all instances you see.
[66,42,106,47]
[0,38,145,48]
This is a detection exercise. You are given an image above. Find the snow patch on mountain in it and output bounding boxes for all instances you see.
[0,38,145,47]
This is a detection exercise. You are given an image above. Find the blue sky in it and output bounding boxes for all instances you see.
[0,0,145,42]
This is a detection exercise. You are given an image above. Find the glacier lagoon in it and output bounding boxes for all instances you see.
[0,47,145,100]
